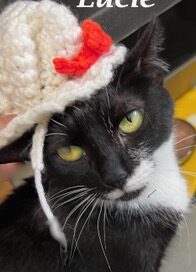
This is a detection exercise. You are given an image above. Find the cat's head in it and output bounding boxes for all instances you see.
[0,21,188,214]
[43,21,188,214]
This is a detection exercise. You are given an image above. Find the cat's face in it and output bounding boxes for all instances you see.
[44,76,170,200]
[43,22,188,215]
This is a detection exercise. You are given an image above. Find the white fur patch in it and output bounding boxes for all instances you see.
[125,159,155,193]
[109,135,190,212]
[106,189,124,200]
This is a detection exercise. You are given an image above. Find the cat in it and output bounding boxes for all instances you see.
[0,21,189,272]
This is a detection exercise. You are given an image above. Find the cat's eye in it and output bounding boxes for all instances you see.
[119,110,143,134]
[57,146,85,161]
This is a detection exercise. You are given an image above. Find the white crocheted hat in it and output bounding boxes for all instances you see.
[0,0,127,247]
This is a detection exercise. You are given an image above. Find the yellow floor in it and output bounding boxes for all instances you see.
[0,178,13,204]
[175,86,196,197]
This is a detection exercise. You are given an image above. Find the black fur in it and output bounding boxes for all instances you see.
[0,22,181,272]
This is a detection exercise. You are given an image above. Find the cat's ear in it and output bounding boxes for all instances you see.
[0,130,33,164]
[119,19,168,85]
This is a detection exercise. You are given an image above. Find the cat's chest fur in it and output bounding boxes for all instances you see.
[65,210,178,272]
[0,186,178,272]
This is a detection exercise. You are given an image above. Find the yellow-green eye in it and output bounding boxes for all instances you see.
[57,146,84,161]
[119,110,143,134]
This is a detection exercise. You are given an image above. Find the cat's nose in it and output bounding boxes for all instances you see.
[104,171,128,190]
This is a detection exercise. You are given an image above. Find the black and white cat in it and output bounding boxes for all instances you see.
[0,21,189,272]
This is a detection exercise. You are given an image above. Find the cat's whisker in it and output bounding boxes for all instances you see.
[22,142,32,155]
[51,188,92,207]
[170,211,184,247]
[97,200,112,272]
[50,187,92,202]
[50,188,86,201]
[103,201,107,251]
[180,213,192,264]
[155,172,193,196]
[159,168,196,180]
[162,180,190,197]
[147,189,157,198]
[146,112,156,130]
[181,170,196,174]
[182,173,196,178]
[165,180,188,194]
[51,118,66,128]
[72,106,81,111]
[45,132,67,137]
[49,185,85,199]
[69,194,97,263]
[176,144,196,152]
[171,211,184,245]
[191,202,196,210]
[175,134,196,145]
[53,191,90,211]
[105,86,111,109]
[63,194,93,229]
[70,196,99,263]
[150,187,188,245]
[116,61,126,90]
[183,170,196,174]
[181,170,196,177]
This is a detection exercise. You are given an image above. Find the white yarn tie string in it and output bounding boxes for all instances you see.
[31,119,67,249]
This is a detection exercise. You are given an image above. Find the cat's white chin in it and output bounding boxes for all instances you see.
[106,135,190,213]
[105,189,124,200]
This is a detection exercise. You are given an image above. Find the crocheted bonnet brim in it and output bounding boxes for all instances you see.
[0,0,127,247]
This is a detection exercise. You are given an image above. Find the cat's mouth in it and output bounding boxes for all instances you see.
[104,187,145,202]
[119,188,144,201]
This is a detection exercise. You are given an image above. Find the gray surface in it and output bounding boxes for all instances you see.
[161,205,196,272]
[78,0,183,42]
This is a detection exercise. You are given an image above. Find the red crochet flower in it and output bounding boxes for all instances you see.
[53,20,112,76]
